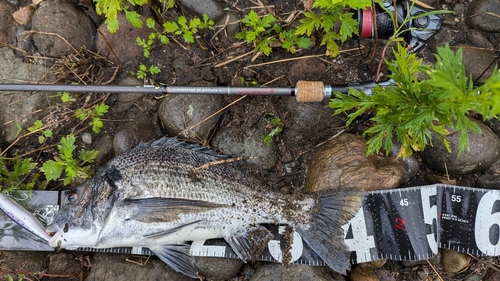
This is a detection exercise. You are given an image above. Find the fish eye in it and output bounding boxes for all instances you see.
[66,192,78,204]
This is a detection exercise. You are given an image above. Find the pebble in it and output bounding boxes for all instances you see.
[12,4,36,25]
[81,132,92,145]
[193,257,243,280]
[304,133,404,192]
[250,263,344,281]
[158,81,225,141]
[0,1,16,44]
[419,118,500,174]
[93,133,115,165]
[466,0,500,32]
[467,30,494,49]
[442,249,471,273]
[32,0,96,57]
[389,142,420,182]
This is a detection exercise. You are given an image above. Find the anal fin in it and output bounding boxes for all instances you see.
[225,225,273,262]
[149,244,198,279]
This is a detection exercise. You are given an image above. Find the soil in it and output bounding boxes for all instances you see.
[0,0,499,280]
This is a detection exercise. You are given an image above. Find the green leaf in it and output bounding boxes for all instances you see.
[339,12,359,41]
[296,36,312,49]
[146,17,156,29]
[164,21,179,33]
[183,31,195,43]
[80,149,99,164]
[93,103,109,117]
[41,160,65,181]
[59,135,76,160]
[124,10,143,28]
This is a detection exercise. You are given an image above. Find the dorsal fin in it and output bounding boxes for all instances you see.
[150,137,228,159]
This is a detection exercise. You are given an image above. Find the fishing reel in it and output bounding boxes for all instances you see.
[355,0,444,52]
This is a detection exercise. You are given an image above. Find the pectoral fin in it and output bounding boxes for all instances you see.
[150,244,198,279]
[225,225,273,262]
[123,197,229,223]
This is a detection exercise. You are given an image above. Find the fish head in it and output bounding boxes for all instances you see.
[46,171,119,248]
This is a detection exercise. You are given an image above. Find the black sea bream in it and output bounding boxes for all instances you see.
[46,137,363,278]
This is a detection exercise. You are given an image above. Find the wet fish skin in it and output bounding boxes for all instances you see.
[46,137,364,278]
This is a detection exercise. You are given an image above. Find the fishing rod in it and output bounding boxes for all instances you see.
[0,79,396,102]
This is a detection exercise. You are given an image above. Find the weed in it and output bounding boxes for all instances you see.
[260,114,284,146]
[131,63,161,79]
[329,43,500,158]
[41,134,99,185]
[28,120,53,144]
[0,156,38,192]
[75,103,109,134]
[236,10,311,55]
[295,0,372,56]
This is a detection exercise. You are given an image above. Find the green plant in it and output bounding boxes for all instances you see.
[236,10,312,55]
[329,43,500,158]
[95,0,146,33]
[28,120,53,144]
[75,103,109,134]
[131,63,161,79]
[41,134,99,185]
[0,156,38,192]
[260,114,284,146]
[295,0,373,56]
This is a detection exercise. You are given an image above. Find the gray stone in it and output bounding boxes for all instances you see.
[212,128,278,171]
[32,0,96,57]
[0,47,52,143]
[466,0,500,32]
[178,0,224,22]
[419,118,500,174]
[467,30,494,49]
[442,249,471,273]
[113,116,162,155]
[484,117,500,138]
[95,13,150,64]
[477,174,500,189]
[459,44,497,83]
[158,81,224,142]
[0,1,16,44]
[193,257,243,280]
[250,263,344,281]
[84,254,195,281]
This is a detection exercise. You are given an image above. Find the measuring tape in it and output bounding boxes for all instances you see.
[1,184,499,266]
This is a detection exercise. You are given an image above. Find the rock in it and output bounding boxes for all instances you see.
[467,30,494,49]
[458,45,497,83]
[464,274,482,281]
[287,58,328,83]
[116,76,144,103]
[81,132,93,145]
[466,0,500,32]
[0,1,16,44]
[419,118,500,175]
[477,175,500,189]
[94,133,114,165]
[304,134,404,192]
[32,0,96,57]
[85,254,195,281]
[193,257,243,280]
[13,4,36,25]
[113,116,162,155]
[442,249,471,273]
[349,265,379,281]
[389,142,420,182]
[215,11,241,44]
[178,0,224,22]
[483,267,500,281]
[212,127,278,171]
[158,81,224,141]
[47,253,83,277]
[250,263,344,281]
[95,13,149,64]
[484,117,500,138]
[0,47,52,143]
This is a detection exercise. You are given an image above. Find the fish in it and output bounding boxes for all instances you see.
[0,192,51,241]
[46,137,364,279]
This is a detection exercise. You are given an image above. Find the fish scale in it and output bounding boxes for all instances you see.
[46,137,364,279]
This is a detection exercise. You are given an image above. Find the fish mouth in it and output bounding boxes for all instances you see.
[48,230,63,248]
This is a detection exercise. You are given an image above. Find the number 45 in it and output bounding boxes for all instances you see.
[400,198,409,206]
[451,194,462,203]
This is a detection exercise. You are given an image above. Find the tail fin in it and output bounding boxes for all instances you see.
[296,188,364,274]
